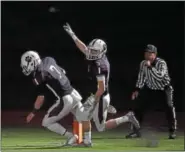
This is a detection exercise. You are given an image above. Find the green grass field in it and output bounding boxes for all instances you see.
[1,127,184,152]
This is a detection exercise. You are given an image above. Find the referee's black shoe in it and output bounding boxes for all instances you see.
[169,131,176,139]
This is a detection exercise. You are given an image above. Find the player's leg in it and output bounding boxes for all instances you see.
[71,103,92,146]
[71,94,110,146]
[92,93,110,132]
[92,94,140,132]
[105,111,140,130]
[70,89,94,121]
[82,121,92,146]
[70,89,93,146]
[42,95,75,143]
[164,85,177,139]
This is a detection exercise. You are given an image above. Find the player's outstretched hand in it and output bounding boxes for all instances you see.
[63,23,75,36]
[26,112,35,123]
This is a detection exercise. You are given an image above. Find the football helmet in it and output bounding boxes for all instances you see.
[20,50,41,76]
[86,39,107,60]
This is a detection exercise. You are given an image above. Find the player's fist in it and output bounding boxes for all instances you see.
[26,112,35,123]
[131,91,139,100]
[63,23,74,36]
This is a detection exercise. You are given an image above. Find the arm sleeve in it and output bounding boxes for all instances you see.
[33,71,46,96]
[36,83,45,96]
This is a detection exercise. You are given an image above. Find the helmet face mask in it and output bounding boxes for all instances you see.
[20,51,41,76]
[86,39,107,60]
[21,64,34,76]
[86,48,102,60]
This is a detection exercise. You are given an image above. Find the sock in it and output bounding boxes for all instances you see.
[47,123,73,138]
[84,131,91,144]
[115,116,129,125]
[105,116,129,130]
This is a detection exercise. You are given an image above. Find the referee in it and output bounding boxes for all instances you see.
[126,44,177,139]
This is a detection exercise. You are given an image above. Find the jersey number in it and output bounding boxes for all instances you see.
[49,65,62,79]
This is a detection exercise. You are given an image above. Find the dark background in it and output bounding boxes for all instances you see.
[2,1,184,112]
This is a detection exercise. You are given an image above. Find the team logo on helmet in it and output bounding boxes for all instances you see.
[25,56,32,63]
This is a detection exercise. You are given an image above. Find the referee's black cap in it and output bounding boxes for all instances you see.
[145,44,157,54]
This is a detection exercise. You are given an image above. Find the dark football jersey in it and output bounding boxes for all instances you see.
[32,57,73,99]
[87,55,110,94]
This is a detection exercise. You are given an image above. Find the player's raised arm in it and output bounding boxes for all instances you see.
[63,23,88,54]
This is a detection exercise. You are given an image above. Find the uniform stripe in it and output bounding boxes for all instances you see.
[46,84,60,100]
[45,84,64,117]
[33,78,39,85]
[136,58,171,90]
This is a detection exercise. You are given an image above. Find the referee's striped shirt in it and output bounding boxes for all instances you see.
[136,57,171,90]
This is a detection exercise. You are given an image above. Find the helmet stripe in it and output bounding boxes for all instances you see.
[91,38,98,46]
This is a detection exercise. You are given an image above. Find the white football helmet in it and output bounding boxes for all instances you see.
[86,39,107,60]
[20,50,41,76]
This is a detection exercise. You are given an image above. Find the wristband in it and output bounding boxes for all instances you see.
[32,108,39,114]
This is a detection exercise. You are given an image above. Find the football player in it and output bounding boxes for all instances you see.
[63,23,141,146]
[21,50,98,146]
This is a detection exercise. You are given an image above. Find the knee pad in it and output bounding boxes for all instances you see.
[73,102,89,122]
[42,116,53,127]
[42,117,49,127]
